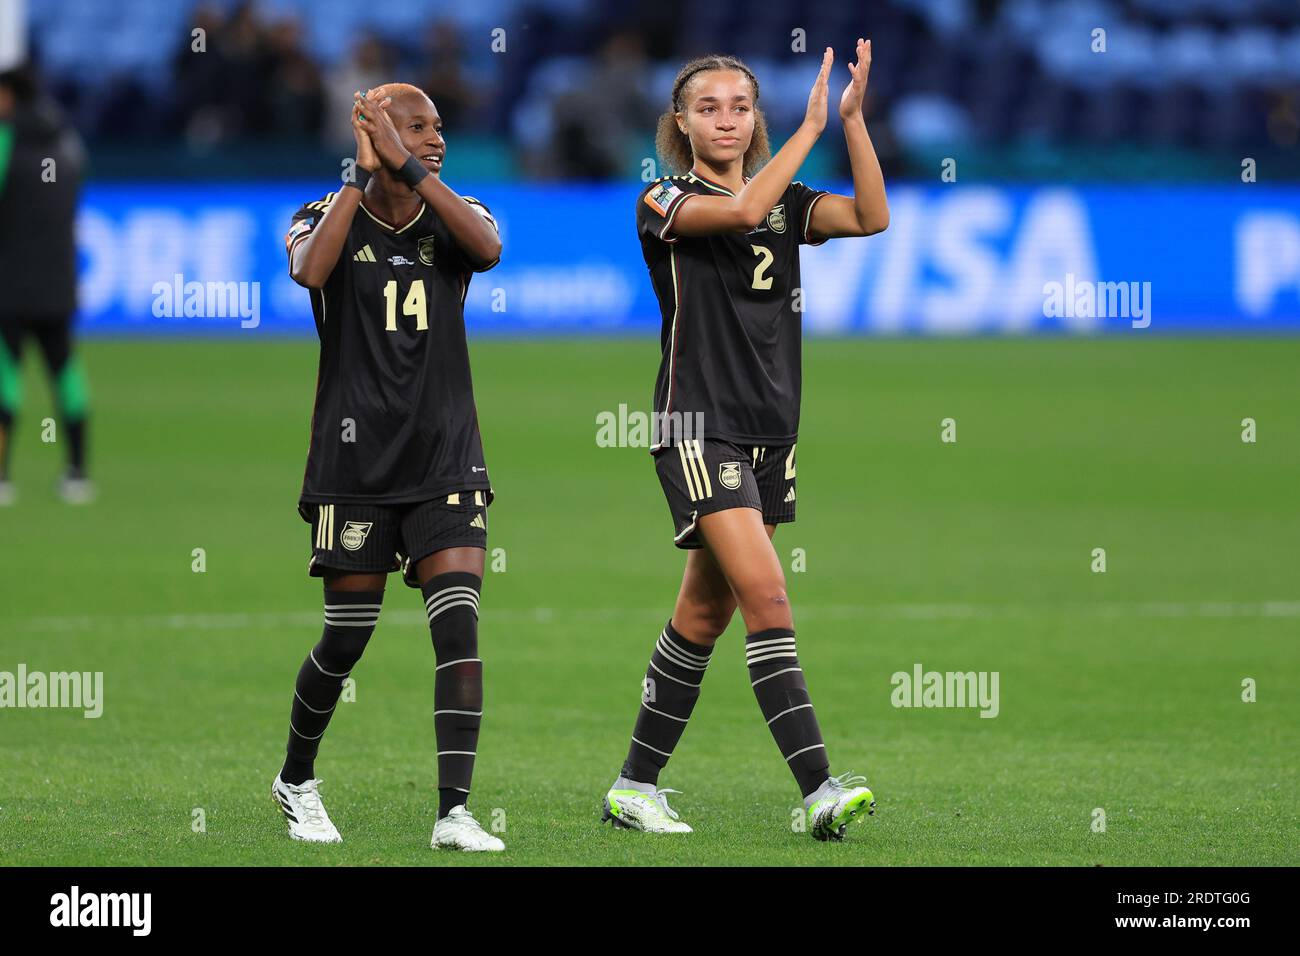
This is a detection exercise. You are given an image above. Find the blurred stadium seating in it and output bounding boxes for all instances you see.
[24,0,1300,180]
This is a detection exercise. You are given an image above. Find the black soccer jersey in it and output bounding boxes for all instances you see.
[636,170,827,451]
[285,191,499,505]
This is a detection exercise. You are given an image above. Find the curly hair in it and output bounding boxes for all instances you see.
[654,55,771,178]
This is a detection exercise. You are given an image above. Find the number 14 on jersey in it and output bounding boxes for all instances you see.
[382,279,428,332]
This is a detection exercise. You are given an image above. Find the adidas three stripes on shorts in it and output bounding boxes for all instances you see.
[302,492,490,588]
[654,439,797,549]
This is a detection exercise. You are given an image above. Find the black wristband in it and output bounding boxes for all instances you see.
[396,154,430,188]
[343,166,372,192]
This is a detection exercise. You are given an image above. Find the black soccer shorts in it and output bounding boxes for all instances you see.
[654,439,797,549]
[302,491,491,588]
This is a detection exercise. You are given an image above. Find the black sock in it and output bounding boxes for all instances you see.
[423,572,482,818]
[280,589,383,785]
[745,627,829,797]
[65,417,87,477]
[438,787,464,818]
[621,620,713,785]
[0,411,13,481]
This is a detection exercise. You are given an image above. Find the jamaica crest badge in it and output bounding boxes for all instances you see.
[766,204,787,234]
[719,462,743,490]
[340,521,374,552]
[417,236,436,266]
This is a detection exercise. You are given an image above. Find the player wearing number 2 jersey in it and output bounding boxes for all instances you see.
[270,83,505,852]
[602,46,891,841]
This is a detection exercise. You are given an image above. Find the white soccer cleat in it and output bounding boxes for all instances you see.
[806,771,876,842]
[602,785,693,833]
[0,480,14,506]
[57,475,97,505]
[271,775,343,843]
[431,805,505,852]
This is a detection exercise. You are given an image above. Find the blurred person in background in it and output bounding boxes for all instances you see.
[536,31,658,179]
[420,20,477,133]
[265,16,325,140]
[324,34,395,149]
[0,64,92,506]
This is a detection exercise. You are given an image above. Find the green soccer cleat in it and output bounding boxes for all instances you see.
[602,782,693,833]
[806,771,875,841]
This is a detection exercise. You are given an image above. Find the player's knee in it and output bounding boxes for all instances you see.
[739,582,792,629]
[314,625,375,673]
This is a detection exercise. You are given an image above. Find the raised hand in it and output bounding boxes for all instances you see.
[838,38,872,122]
[803,47,833,134]
[351,97,380,174]
[352,90,408,172]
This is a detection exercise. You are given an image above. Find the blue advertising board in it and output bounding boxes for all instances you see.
[74,182,1300,335]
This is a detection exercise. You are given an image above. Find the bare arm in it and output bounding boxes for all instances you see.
[670,48,834,237]
[290,99,379,288]
[809,38,889,240]
[412,175,502,269]
[290,189,362,289]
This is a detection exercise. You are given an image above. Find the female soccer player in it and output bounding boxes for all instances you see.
[270,84,504,851]
[603,41,890,840]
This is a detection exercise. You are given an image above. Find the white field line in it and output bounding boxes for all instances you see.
[8,600,1300,634]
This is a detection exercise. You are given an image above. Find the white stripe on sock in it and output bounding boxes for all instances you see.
[649,658,702,689]
[662,629,711,663]
[746,650,800,666]
[746,635,797,653]
[766,703,813,726]
[640,701,690,722]
[427,599,480,621]
[783,743,826,762]
[751,666,801,688]
[424,586,479,610]
[309,650,350,678]
[289,721,325,741]
[631,735,672,757]
[294,691,336,715]
[657,636,709,671]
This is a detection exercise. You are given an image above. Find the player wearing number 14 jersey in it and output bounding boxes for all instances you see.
[602,46,890,840]
[270,83,504,852]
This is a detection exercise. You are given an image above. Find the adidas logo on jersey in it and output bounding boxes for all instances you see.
[353,244,376,262]
[469,513,486,530]
[784,487,796,503]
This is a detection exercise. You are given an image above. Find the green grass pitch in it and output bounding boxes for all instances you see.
[1,336,1297,866]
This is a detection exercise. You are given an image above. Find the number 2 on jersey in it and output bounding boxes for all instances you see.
[750,244,774,290]
[382,279,428,332]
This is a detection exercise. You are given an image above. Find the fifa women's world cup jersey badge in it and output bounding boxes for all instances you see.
[766,204,787,234]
